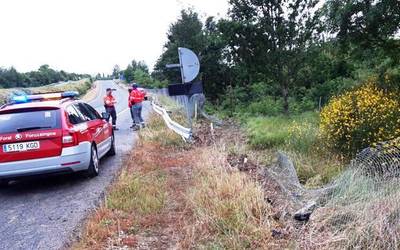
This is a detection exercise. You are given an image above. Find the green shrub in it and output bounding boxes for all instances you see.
[247,97,283,116]
[288,97,316,114]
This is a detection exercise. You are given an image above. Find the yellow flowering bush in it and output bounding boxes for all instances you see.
[320,78,400,155]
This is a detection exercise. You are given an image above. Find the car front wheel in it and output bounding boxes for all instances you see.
[86,145,99,178]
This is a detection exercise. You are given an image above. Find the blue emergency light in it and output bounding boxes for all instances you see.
[10,91,79,104]
[61,91,79,98]
[11,95,29,103]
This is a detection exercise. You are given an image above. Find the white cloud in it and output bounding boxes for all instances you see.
[0,0,228,75]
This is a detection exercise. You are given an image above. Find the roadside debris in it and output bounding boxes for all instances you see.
[294,201,317,221]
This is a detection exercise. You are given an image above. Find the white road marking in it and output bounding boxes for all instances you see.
[118,107,130,116]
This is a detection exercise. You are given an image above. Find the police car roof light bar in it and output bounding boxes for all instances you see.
[10,91,79,104]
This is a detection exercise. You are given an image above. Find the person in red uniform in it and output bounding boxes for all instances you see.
[129,83,146,130]
[104,88,118,130]
[127,88,136,128]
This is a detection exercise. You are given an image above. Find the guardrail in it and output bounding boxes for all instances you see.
[151,100,192,141]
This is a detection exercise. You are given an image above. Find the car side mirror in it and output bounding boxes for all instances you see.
[101,112,110,120]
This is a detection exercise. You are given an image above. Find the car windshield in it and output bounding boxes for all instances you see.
[0,109,61,134]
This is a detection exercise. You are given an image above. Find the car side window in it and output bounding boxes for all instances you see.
[75,103,94,121]
[83,103,101,120]
[66,105,85,125]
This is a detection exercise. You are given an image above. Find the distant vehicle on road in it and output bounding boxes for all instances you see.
[0,92,116,186]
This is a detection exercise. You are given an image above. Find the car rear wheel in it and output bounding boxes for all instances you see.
[106,133,116,156]
[86,145,99,178]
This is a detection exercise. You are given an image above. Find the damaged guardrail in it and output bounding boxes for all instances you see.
[151,100,193,141]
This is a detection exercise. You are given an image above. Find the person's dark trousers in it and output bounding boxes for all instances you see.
[105,106,117,127]
[138,104,144,124]
[131,103,143,127]
[129,106,136,125]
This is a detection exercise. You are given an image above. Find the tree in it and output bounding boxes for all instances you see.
[200,17,230,100]
[124,65,135,82]
[0,65,89,88]
[219,0,320,114]
[153,10,229,100]
[154,9,207,83]
[131,60,149,74]
[112,65,121,79]
[323,0,400,50]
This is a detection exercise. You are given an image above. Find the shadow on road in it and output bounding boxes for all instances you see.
[0,173,89,196]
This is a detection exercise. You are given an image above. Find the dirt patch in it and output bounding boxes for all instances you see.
[192,119,244,147]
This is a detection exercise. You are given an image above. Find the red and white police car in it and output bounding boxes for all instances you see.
[0,92,115,186]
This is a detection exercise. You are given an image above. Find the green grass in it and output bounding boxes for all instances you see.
[246,112,344,186]
[140,115,187,148]
[106,170,167,215]
[246,112,319,150]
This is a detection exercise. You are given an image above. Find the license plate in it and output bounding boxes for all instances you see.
[2,141,40,153]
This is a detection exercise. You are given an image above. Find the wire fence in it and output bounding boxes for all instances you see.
[299,140,400,249]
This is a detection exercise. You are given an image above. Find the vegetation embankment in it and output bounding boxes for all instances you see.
[0,78,93,105]
[74,91,400,249]
[74,103,280,249]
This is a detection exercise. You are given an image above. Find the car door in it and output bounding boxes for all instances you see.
[65,104,90,144]
[82,103,111,141]
[75,103,109,158]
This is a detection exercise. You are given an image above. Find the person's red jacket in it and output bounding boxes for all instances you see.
[104,94,116,107]
[129,88,146,106]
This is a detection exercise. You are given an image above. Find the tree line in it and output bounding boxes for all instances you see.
[150,0,400,115]
[0,64,90,88]
[113,60,168,89]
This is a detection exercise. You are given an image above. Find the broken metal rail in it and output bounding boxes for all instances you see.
[151,100,192,141]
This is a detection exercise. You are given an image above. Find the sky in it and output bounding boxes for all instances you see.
[0,0,229,75]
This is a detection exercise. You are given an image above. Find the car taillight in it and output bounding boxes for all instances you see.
[62,135,74,144]
[62,130,78,148]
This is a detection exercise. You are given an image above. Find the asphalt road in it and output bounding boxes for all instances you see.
[0,80,149,250]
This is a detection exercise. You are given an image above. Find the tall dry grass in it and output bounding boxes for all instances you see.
[181,146,277,249]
